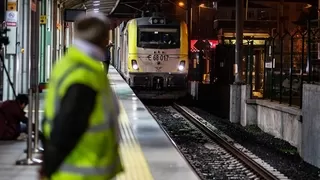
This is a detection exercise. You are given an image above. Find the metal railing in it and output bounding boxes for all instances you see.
[307,20,320,85]
[244,23,320,108]
[16,88,43,165]
[262,28,306,107]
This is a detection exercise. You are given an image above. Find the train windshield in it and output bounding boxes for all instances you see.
[137,27,180,49]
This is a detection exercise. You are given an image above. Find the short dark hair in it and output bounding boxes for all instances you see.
[74,12,111,45]
[16,94,29,105]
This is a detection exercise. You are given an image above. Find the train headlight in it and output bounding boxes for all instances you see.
[133,64,138,70]
[178,60,186,71]
[132,60,139,70]
[178,65,184,71]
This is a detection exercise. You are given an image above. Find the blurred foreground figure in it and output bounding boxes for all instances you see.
[40,12,123,180]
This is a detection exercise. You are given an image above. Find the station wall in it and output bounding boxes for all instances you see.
[240,83,320,168]
[240,85,302,150]
[301,84,320,168]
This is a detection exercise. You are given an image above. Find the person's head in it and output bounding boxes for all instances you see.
[16,94,29,110]
[74,12,111,50]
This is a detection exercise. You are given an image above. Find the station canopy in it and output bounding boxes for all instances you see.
[61,0,318,18]
[62,0,118,14]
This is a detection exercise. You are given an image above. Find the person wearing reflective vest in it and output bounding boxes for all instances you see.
[40,12,123,180]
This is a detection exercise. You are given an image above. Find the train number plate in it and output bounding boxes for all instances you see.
[148,54,169,61]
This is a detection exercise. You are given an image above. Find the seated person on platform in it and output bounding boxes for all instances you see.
[0,94,29,140]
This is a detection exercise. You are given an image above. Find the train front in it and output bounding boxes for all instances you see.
[129,17,188,99]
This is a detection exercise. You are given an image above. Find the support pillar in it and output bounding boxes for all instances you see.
[29,0,40,91]
[20,0,32,94]
[55,2,60,60]
[64,22,70,53]
[187,0,192,61]
[45,0,53,81]
[70,22,74,44]
[235,0,243,83]
[111,28,115,65]
[16,0,24,94]
[318,0,320,61]
[300,0,320,169]
[55,2,63,60]
[39,0,46,82]
[60,4,64,58]
[229,0,244,123]
[3,0,19,100]
[301,84,320,168]
[51,0,57,64]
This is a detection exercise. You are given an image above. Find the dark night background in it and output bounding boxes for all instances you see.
[0,2,4,22]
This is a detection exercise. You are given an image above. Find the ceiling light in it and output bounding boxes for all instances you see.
[304,4,312,9]
[199,3,205,8]
[93,0,100,7]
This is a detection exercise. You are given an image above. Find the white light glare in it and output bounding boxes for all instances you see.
[133,64,138,70]
[178,65,184,71]
[93,8,99,12]
[93,0,100,6]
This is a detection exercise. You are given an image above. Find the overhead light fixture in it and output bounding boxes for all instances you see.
[199,3,205,8]
[178,2,184,7]
[93,8,99,12]
[93,0,100,6]
[304,4,312,9]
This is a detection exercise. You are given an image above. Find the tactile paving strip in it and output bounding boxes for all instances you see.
[115,100,154,180]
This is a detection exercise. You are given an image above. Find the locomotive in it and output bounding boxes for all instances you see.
[113,15,189,99]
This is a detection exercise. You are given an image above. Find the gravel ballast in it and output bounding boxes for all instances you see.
[187,106,320,180]
[148,106,263,180]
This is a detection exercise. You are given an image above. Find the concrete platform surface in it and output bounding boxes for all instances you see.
[0,141,39,180]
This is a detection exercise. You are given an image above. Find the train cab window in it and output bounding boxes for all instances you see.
[137,27,180,49]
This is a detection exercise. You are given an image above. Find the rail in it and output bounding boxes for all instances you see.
[173,103,280,180]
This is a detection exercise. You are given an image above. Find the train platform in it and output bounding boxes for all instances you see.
[0,66,199,180]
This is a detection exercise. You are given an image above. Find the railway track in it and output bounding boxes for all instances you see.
[172,103,284,180]
[147,103,289,180]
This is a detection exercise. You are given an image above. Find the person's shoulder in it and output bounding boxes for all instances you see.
[1,100,14,107]
[0,100,20,112]
[69,66,104,90]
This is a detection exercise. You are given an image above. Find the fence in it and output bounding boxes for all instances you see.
[307,20,320,84]
[262,28,305,107]
[245,23,320,108]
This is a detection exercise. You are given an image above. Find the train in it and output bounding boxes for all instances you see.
[112,15,189,99]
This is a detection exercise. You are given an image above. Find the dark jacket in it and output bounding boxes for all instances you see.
[0,100,27,140]
[105,45,113,63]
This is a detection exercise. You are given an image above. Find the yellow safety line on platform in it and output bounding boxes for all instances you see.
[116,101,154,180]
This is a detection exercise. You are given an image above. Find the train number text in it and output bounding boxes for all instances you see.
[147,54,169,61]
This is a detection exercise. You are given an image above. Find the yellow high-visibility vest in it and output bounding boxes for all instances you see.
[43,46,123,180]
